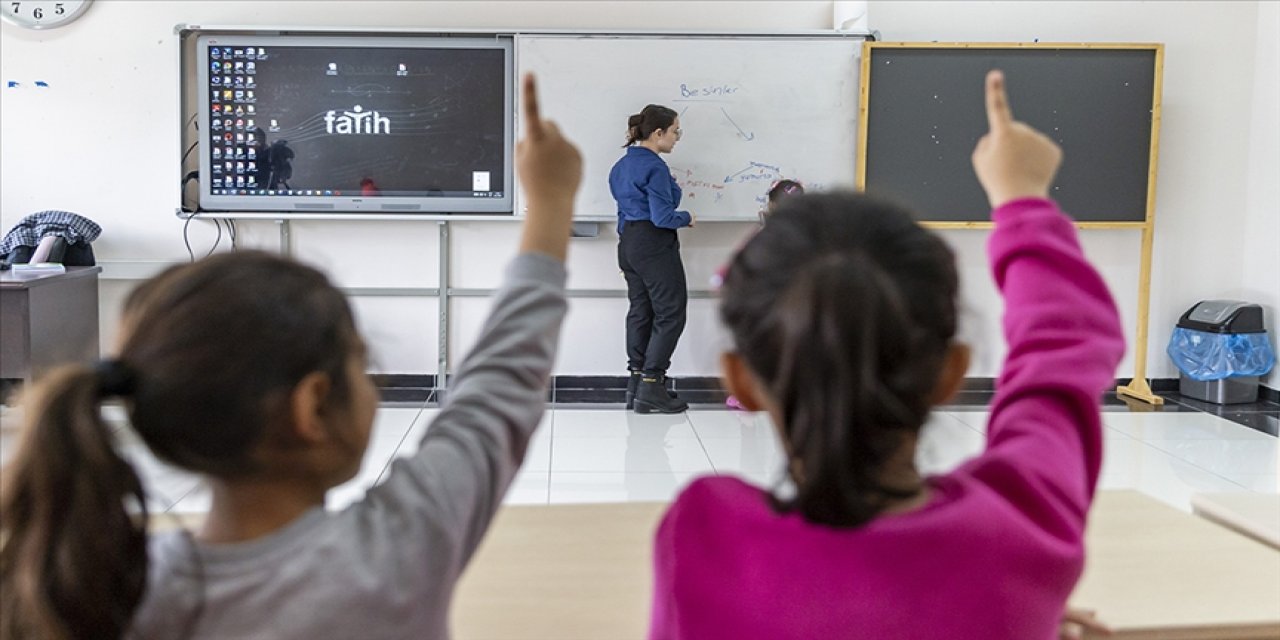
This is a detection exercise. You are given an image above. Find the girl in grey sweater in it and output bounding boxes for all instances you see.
[0,74,582,640]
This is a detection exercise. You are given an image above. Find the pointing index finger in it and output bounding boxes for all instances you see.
[985,69,1013,132]
[522,73,543,140]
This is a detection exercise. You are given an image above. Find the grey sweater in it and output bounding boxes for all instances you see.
[129,253,567,640]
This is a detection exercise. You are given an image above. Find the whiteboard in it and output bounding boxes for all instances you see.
[516,36,862,221]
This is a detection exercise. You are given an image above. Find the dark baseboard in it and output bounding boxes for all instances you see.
[369,375,1234,406]
[3,374,1274,410]
[1260,385,1279,404]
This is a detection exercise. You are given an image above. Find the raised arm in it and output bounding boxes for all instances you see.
[963,71,1125,536]
[354,73,583,565]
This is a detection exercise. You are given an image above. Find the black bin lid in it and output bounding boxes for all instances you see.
[1177,300,1266,334]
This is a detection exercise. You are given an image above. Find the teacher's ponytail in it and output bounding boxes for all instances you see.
[623,105,678,147]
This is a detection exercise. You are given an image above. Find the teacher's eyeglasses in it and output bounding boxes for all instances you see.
[672,127,683,138]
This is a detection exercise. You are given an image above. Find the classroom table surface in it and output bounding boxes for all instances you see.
[451,490,1280,640]
[1190,491,1280,551]
[143,490,1280,639]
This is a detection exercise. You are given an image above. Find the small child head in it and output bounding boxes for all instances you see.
[0,251,374,639]
[760,180,805,223]
[719,192,963,527]
[767,179,805,208]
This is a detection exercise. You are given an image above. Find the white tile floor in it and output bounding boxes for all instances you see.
[1,404,1276,515]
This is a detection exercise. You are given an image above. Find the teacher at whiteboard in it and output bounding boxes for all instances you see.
[610,104,695,414]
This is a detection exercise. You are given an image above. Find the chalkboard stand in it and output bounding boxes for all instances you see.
[858,42,1166,404]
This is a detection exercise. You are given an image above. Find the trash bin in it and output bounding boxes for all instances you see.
[1167,300,1275,404]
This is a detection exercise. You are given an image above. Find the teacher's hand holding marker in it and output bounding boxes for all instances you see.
[971,69,1063,207]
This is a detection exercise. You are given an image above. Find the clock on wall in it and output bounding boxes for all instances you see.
[1,0,93,30]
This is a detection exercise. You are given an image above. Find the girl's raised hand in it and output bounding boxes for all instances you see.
[517,73,582,210]
[516,73,582,260]
[971,70,1063,209]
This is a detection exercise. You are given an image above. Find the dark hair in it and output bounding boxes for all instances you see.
[0,251,361,640]
[720,192,958,528]
[623,104,678,147]
[767,179,805,205]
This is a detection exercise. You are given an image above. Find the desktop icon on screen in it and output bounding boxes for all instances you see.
[327,62,338,76]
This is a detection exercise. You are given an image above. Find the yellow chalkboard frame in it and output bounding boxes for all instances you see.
[857,42,1166,404]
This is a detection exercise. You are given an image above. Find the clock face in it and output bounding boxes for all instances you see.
[1,0,93,30]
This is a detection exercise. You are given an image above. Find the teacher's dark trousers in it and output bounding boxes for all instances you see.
[618,220,687,374]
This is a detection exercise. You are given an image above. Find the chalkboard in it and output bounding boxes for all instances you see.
[517,35,863,221]
[860,45,1161,223]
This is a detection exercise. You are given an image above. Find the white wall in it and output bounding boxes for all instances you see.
[1239,1,1279,388]
[2,1,1275,385]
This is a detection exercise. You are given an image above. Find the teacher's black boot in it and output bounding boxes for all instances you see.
[625,370,642,410]
[633,373,688,414]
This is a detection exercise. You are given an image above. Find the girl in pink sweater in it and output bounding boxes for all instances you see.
[650,71,1124,639]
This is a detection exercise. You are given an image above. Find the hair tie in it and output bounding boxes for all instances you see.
[95,359,138,398]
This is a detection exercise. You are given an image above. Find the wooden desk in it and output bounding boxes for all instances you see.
[0,266,101,382]
[452,491,1280,640]
[1191,492,1280,551]
[1072,491,1280,638]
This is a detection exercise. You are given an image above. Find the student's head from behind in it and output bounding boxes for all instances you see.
[718,192,970,528]
[624,104,680,152]
[0,251,377,640]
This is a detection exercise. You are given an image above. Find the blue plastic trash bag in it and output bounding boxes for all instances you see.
[1167,328,1275,382]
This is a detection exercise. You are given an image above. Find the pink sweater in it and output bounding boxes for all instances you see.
[649,199,1125,640]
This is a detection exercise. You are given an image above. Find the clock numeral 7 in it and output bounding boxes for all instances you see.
[10,3,18,14]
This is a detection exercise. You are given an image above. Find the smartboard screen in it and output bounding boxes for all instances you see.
[196,35,513,214]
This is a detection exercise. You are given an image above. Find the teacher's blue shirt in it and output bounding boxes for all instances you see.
[609,146,693,235]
